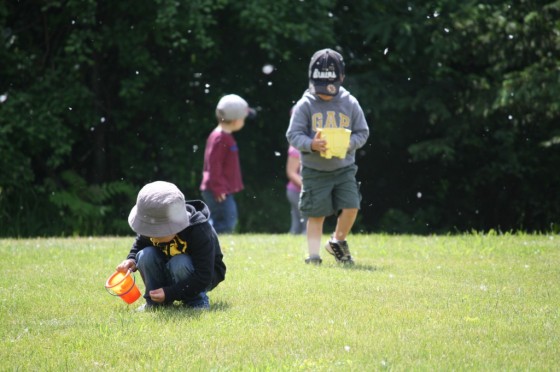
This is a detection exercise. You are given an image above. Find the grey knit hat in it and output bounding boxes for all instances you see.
[216,94,252,121]
[128,181,190,237]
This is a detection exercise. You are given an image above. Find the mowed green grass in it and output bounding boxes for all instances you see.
[1,233,558,370]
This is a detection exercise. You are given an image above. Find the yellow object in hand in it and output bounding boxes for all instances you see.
[317,128,351,159]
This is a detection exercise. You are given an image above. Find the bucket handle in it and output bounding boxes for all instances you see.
[105,270,137,297]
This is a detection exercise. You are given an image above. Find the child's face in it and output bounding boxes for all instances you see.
[220,118,245,133]
[230,118,246,132]
[317,94,334,101]
[150,234,175,244]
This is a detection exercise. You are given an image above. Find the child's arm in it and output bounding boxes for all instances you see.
[205,139,230,201]
[348,99,370,152]
[117,235,151,272]
[286,102,314,153]
[286,155,302,187]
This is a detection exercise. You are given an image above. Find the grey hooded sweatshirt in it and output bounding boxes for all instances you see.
[286,87,369,172]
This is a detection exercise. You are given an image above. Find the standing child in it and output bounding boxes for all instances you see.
[286,48,369,265]
[200,94,253,234]
[116,181,226,310]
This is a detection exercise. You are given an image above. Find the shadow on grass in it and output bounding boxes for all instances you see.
[331,263,382,272]
[150,300,231,321]
[209,300,231,312]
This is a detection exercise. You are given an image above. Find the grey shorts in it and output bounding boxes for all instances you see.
[299,164,362,218]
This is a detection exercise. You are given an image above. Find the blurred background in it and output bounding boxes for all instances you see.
[1,0,558,236]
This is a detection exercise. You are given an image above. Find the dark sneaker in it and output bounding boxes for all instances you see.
[305,256,323,265]
[325,239,355,265]
[183,293,210,310]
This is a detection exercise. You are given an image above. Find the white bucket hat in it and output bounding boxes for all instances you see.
[128,181,191,237]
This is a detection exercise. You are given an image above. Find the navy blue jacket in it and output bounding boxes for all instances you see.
[127,200,226,302]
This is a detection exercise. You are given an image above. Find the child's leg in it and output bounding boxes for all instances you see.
[201,190,237,234]
[287,189,302,234]
[333,208,358,241]
[136,247,171,306]
[306,216,325,257]
[167,254,210,309]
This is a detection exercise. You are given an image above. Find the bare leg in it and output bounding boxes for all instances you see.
[307,216,325,257]
[333,208,358,241]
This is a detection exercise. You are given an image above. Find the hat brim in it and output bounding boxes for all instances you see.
[128,205,190,237]
[309,80,341,96]
[247,107,257,120]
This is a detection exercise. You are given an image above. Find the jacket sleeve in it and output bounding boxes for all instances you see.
[162,223,218,301]
[286,101,314,153]
[127,235,151,263]
[348,98,370,152]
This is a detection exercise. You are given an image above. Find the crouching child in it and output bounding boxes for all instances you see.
[116,181,226,310]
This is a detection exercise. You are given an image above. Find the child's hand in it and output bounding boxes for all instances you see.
[311,131,327,153]
[149,288,165,303]
[216,193,227,203]
[116,259,137,272]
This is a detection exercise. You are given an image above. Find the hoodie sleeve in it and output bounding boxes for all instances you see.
[348,97,370,152]
[286,99,314,153]
[127,235,151,263]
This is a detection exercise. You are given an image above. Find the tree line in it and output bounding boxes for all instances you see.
[1,0,559,236]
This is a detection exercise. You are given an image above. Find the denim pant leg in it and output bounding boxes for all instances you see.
[287,188,306,234]
[167,254,210,309]
[201,190,238,234]
[136,247,171,306]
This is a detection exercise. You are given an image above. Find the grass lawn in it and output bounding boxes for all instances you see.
[1,233,558,370]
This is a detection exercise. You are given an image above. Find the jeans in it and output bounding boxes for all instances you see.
[136,247,210,309]
[287,188,306,234]
[201,190,238,234]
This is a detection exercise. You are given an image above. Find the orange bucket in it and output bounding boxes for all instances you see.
[105,270,141,304]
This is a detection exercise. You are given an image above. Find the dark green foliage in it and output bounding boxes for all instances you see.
[0,0,558,236]
[46,170,135,235]
[335,0,560,233]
